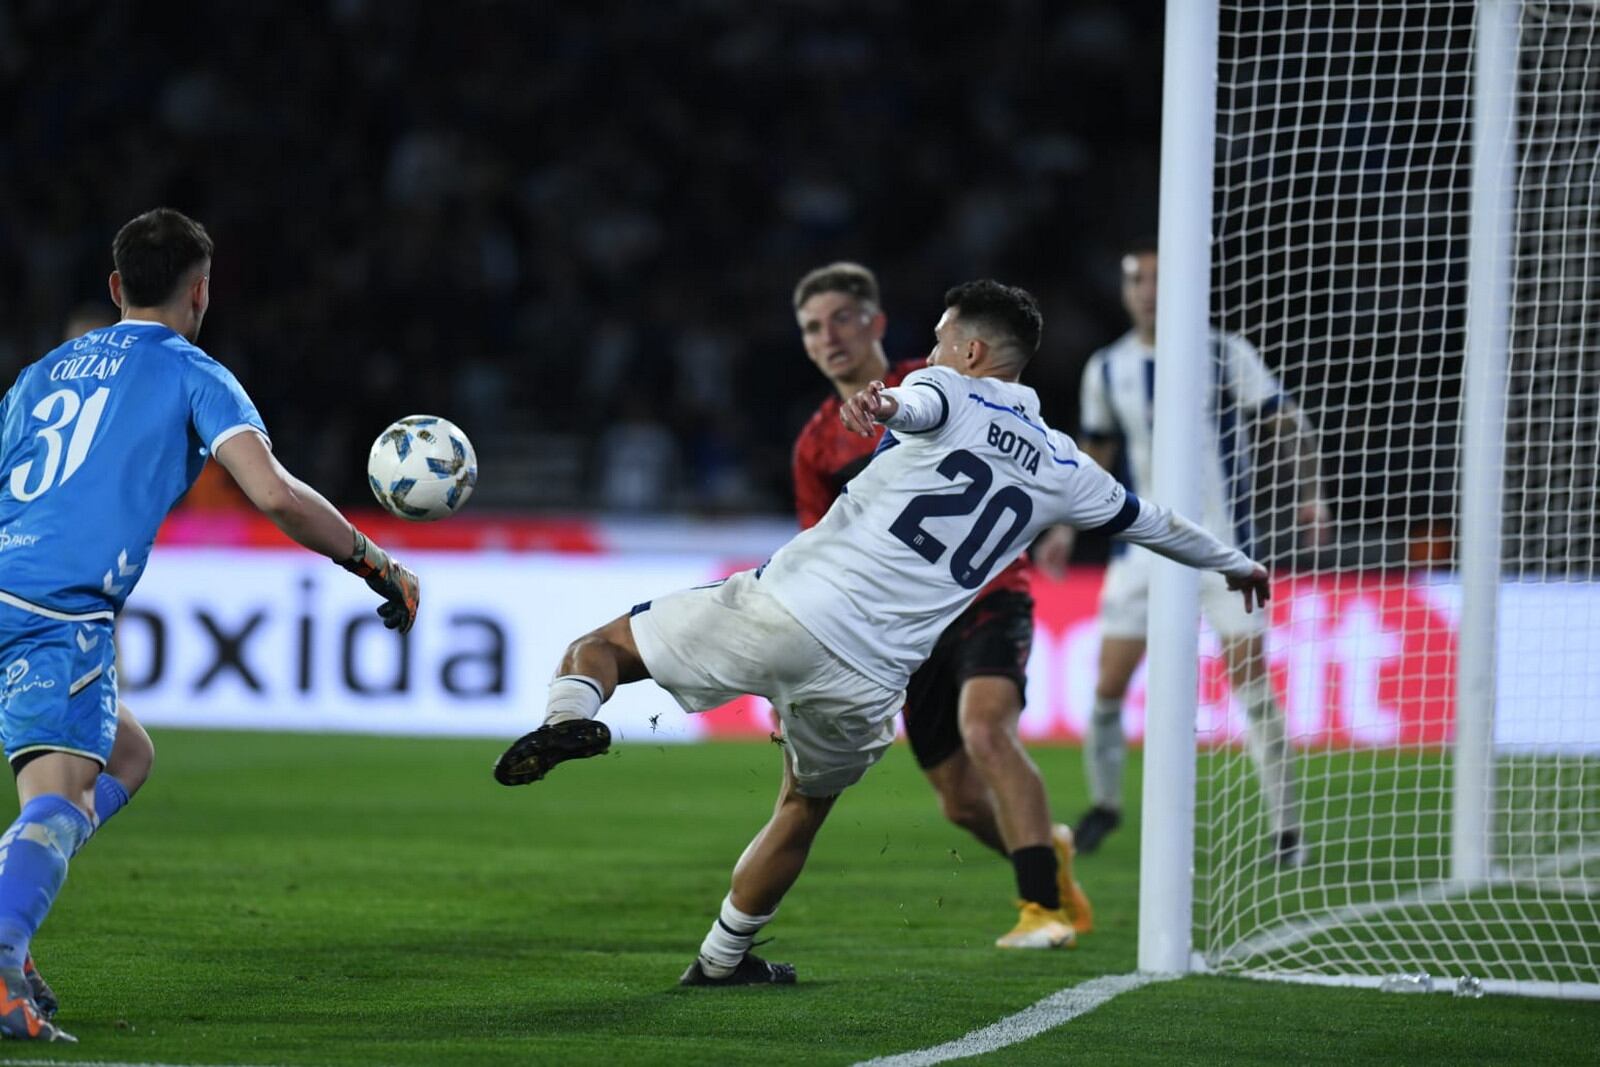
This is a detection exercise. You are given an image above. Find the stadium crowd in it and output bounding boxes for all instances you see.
[0,0,1163,512]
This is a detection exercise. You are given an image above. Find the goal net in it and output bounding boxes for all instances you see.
[1194,0,1599,998]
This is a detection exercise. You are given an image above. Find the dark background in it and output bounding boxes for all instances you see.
[0,0,1166,515]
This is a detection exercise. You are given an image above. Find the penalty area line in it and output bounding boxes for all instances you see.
[853,970,1178,1067]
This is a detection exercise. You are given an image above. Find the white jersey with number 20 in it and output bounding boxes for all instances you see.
[761,365,1252,691]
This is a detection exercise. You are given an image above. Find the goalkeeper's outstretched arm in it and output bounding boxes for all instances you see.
[213,430,420,632]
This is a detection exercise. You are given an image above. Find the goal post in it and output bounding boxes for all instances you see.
[1454,0,1519,890]
[1138,0,1217,977]
[1142,0,1600,999]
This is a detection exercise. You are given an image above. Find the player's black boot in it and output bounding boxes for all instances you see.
[0,966,74,1042]
[21,955,55,1020]
[1072,805,1122,855]
[679,953,797,987]
[493,719,612,785]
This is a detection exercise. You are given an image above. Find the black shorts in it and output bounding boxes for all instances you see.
[902,589,1034,770]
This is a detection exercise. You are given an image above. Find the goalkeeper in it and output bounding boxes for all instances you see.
[1070,237,1329,866]
[0,208,419,1042]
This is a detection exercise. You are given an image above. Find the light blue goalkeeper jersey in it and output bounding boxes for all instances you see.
[0,320,266,618]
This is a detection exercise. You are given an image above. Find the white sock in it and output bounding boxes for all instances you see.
[544,675,604,725]
[697,893,776,978]
[1086,696,1126,811]
[1237,674,1299,837]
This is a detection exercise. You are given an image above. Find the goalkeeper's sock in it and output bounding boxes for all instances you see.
[1011,845,1061,911]
[93,774,130,830]
[1085,696,1126,811]
[696,893,776,978]
[0,797,92,969]
[544,675,604,726]
[1239,675,1299,837]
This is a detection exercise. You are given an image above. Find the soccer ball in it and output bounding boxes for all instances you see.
[366,415,478,521]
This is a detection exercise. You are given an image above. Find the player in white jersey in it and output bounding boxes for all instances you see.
[1071,239,1329,866]
[493,280,1270,984]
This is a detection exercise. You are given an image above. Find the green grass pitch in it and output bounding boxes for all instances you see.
[0,730,1594,1065]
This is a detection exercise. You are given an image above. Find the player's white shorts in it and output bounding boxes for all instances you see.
[1097,548,1265,641]
[628,569,902,797]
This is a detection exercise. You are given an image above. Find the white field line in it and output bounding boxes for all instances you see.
[853,971,1178,1067]
[1215,837,1600,967]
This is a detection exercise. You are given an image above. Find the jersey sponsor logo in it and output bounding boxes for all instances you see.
[48,353,126,382]
[72,329,141,352]
[986,421,1041,475]
[1,658,55,701]
[0,528,40,552]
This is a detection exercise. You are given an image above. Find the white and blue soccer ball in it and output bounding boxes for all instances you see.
[366,415,478,521]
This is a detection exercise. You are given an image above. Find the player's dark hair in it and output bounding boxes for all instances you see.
[1122,234,1158,259]
[942,279,1043,362]
[793,261,881,311]
[112,208,213,307]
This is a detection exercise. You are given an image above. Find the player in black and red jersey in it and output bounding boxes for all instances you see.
[790,262,1091,948]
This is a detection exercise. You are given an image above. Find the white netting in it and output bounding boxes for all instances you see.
[1196,0,1600,997]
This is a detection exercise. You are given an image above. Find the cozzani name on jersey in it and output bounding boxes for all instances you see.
[48,329,138,382]
[986,421,1040,475]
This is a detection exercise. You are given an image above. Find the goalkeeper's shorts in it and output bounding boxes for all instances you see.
[0,597,118,770]
[628,569,901,797]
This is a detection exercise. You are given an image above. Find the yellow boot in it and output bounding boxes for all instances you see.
[1053,823,1095,934]
[995,901,1076,949]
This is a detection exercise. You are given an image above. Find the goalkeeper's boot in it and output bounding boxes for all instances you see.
[1052,824,1095,935]
[1072,805,1122,855]
[679,953,796,987]
[493,719,612,785]
[0,967,74,1043]
[995,902,1076,950]
[21,955,55,1020]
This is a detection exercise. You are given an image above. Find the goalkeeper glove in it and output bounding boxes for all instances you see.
[338,528,420,633]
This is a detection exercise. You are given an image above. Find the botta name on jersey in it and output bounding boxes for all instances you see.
[986,420,1041,475]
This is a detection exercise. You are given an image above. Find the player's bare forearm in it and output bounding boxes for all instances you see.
[214,432,356,559]
[217,431,419,631]
[261,477,360,559]
[840,380,897,436]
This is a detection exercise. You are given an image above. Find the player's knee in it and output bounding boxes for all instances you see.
[1094,680,1129,701]
[14,795,94,860]
[958,717,1015,766]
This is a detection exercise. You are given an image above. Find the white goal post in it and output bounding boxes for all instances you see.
[1142,0,1600,999]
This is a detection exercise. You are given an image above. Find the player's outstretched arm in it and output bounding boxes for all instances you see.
[1115,497,1271,613]
[214,431,420,632]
